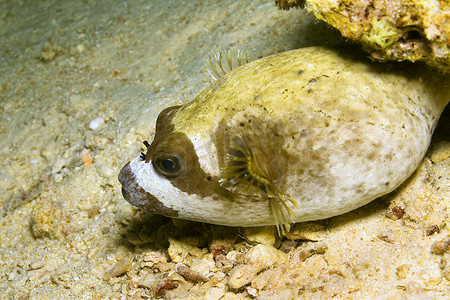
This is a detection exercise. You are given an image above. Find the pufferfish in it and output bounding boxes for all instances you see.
[119,46,449,234]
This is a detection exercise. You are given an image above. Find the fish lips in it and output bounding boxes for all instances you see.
[118,161,179,217]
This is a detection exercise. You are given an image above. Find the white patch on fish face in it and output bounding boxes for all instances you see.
[127,156,184,212]
[125,155,274,226]
[189,132,220,177]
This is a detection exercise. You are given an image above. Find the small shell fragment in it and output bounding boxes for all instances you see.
[176,264,208,283]
[103,258,133,280]
[228,244,286,289]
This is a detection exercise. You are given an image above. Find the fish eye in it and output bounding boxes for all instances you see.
[153,154,182,177]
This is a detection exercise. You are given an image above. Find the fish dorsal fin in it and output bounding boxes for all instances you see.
[204,50,249,80]
[219,135,298,236]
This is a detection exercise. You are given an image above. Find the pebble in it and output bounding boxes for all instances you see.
[89,117,104,130]
[285,222,327,241]
[103,258,133,280]
[204,287,225,300]
[228,244,286,289]
[431,238,450,255]
[176,264,208,283]
[242,226,276,246]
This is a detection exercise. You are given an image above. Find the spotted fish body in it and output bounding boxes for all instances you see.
[119,47,449,232]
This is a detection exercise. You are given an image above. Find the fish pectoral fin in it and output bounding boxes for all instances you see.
[220,134,271,195]
[220,134,297,235]
[267,187,298,236]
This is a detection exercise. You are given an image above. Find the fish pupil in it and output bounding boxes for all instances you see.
[153,154,182,177]
[162,158,176,171]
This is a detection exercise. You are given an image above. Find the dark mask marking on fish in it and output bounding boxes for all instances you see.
[118,162,179,217]
[145,106,232,200]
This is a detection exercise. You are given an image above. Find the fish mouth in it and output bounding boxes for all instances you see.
[118,162,179,217]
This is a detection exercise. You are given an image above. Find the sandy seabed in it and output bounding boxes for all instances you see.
[0,0,449,299]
